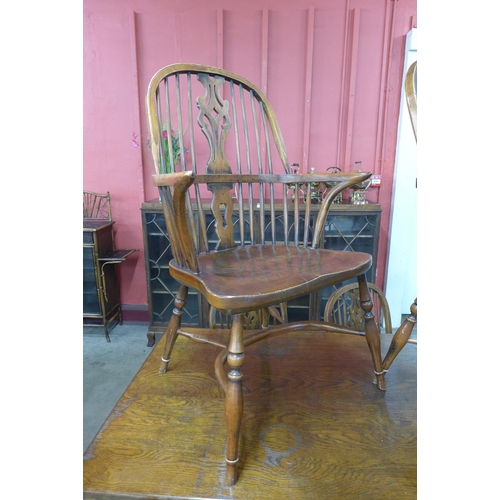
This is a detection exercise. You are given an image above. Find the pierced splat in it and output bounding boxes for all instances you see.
[196,73,232,176]
[196,72,235,250]
[218,204,229,229]
[212,197,234,251]
[345,289,365,330]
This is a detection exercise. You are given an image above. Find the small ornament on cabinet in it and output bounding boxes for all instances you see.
[323,166,343,204]
[286,163,303,202]
[286,164,345,204]
[350,161,372,205]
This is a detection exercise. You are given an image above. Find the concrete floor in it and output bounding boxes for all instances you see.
[83,322,154,452]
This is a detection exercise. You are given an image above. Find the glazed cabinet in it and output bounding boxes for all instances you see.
[141,200,381,346]
[83,220,136,341]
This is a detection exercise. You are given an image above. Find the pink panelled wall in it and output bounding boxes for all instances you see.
[83,0,417,313]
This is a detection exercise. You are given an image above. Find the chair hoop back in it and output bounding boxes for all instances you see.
[146,64,371,274]
[405,60,417,142]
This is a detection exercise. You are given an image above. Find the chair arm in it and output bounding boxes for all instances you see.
[153,171,195,186]
[153,171,199,273]
[311,171,372,248]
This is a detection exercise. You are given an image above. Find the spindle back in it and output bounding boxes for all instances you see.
[146,64,370,273]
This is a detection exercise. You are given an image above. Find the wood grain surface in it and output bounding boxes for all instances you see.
[84,331,416,499]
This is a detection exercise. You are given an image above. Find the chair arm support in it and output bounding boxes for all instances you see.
[155,171,199,273]
[312,171,372,248]
[153,171,195,186]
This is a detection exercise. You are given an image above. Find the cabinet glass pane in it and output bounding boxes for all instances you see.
[151,292,200,325]
[205,213,253,250]
[264,214,313,246]
[142,204,380,326]
[319,213,379,320]
[83,247,100,314]
[322,215,376,254]
[83,232,94,244]
[145,211,200,325]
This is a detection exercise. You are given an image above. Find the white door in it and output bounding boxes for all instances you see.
[385,28,417,325]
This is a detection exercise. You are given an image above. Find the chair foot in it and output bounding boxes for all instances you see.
[159,357,170,374]
[373,370,387,391]
[225,458,239,486]
[146,332,156,347]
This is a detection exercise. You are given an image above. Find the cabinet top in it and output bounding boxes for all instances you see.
[83,219,115,231]
[141,199,381,213]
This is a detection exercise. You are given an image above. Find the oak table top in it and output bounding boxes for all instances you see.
[84,330,416,499]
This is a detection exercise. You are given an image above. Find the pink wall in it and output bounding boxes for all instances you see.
[83,0,417,312]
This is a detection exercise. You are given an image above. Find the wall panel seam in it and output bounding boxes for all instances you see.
[217,8,224,69]
[343,7,359,171]
[261,8,269,96]
[302,7,315,172]
[129,10,145,205]
[337,1,350,168]
[374,0,397,180]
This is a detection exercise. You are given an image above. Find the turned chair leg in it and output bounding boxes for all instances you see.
[159,285,188,374]
[382,298,417,371]
[357,274,386,390]
[225,314,245,486]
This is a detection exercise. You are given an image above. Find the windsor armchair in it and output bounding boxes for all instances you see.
[379,60,418,369]
[146,63,385,485]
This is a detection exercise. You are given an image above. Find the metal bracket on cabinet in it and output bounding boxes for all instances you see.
[98,249,138,302]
